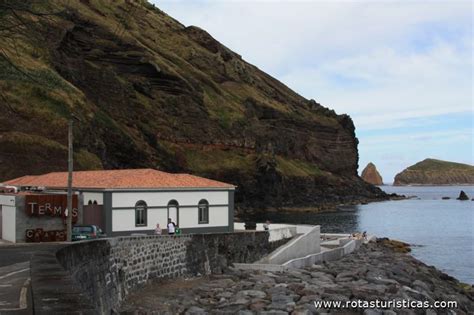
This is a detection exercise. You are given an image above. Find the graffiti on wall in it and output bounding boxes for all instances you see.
[24,194,78,242]
[25,228,67,242]
[25,194,78,222]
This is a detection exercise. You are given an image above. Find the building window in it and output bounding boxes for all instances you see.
[198,199,209,224]
[135,200,147,227]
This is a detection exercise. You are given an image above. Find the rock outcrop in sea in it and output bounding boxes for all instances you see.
[361,162,383,185]
[394,159,474,186]
[457,190,470,201]
[120,239,474,314]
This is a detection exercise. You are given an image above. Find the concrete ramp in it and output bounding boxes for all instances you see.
[261,225,320,265]
[283,238,364,269]
[234,230,374,271]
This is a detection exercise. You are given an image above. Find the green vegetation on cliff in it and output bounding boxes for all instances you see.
[407,159,473,172]
[394,159,474,185]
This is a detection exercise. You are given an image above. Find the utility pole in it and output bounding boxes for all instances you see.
[66,119,73,242]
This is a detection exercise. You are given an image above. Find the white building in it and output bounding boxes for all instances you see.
[1,169,235,242]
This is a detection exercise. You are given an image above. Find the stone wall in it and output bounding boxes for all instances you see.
[55,231,286,313]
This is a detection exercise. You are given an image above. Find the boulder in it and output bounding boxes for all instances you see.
[229,297,250,306]
[237,290,267,299]
[260,311,289,315]
[185,306,207,315]
[268,294,297,311]
[249,300,268,311]
[457,190,469,200]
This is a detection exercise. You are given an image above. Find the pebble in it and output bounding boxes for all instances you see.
[185,306,206,314]
[237,290,267,299]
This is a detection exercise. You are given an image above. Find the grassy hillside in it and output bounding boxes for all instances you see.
[0,0,385,210]
[407,159,474,172]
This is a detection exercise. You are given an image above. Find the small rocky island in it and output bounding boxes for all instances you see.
[394,158,474,186]
[361,162,383,185]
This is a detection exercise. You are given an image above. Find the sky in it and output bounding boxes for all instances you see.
[153,0,473,183]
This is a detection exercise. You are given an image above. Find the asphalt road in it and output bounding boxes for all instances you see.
[0,262,30,314]
[0,244,62,268]
[0,243,63,314]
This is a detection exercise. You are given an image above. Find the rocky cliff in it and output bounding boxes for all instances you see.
[360,162,383,185]
[0,0,386,212]
[394,159,474,186]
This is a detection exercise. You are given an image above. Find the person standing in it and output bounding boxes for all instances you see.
[263,220,271,231]
[167,218,176,235]
[155,223,162,235]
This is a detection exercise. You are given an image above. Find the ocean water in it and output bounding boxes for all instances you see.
[264,186,474,284]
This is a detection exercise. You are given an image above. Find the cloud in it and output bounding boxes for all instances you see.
[278,38,472,131]
[155,1,471,67]
[155,0,472,130]
[360,128,473,146]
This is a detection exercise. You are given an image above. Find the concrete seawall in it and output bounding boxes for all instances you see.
[283,238,364,269]
[233,230,369,272]
[30,231,290,314]
[264,225,320,265]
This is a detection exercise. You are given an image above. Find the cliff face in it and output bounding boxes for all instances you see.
[394,159,474,186]
[0,0,386,211]
[361,162,383,185]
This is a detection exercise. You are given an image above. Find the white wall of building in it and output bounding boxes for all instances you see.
[112,208,168,232]
[112,206,229,231]
[111,191,230,232]
[112,191,228,208]
[1,205,16,242]
[0,195,16,207]
[0,195,17,242]
[179,206,228,228]
[83,192,103,205]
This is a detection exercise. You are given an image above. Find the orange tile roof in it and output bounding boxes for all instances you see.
[4,169,235,190]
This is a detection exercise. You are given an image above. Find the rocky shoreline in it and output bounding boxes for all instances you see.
[119,239,473,314]
[240,194,406,218]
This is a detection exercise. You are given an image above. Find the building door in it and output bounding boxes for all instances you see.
[0,205,2,239]
[167,200,179,226]
[82,203,104,231]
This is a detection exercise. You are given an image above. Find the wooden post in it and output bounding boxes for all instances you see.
[66,119,73,242]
